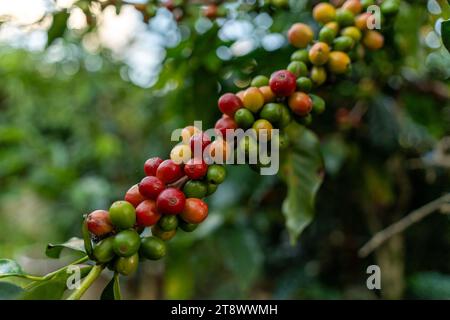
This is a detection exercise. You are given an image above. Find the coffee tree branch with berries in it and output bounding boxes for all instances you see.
[1,0,448,300]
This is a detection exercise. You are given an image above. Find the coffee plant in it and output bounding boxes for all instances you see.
[0,0,449,300]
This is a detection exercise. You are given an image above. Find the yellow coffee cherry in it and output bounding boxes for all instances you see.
[341,26,362,42]
[311,66,327,86]
[325,21,340,34]
[312,3,336,24]
[170,144,192,164]
[309,42,331,66]
[327,51,351,74]
[288,23,314,49]
[243,87,265,113]
[363,30,384,50]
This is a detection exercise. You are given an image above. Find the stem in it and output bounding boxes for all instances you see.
[43,256,90,280]
[66,264,105,300]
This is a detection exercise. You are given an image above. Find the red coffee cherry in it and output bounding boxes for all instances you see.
[139,176,165,200]
[156,159,183,184]
[184,158,208,180]
[156,188,186,215]
[190,132,211,154]
[144,157,163,176]
[214,115,237,138]
[288,92,313,116]
[269,70,297,97]
[180,198,208,224]
[218,93,243,117]
[87,209,113,236]
[125,184,146,208]
[136,200,161,227]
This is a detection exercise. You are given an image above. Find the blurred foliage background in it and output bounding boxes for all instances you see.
[0,0,450,299]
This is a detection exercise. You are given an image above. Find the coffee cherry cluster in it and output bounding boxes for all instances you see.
[85,133,227,275]
[82,1,394,276]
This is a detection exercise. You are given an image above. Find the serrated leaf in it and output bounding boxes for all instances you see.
[0,282,24,300]
[100,273,121,300]
[46,11,69,47]
[282,125,324,244]
[0,259,24,277]
[441,19,450,53]
[46,237,86,259]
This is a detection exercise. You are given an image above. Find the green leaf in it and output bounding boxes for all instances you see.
[0,259,24,277]
[441,19,450,53]
[46,237,86,259]
[100,273,121,300]
[46,11,69,47]
[22,273,68,300]
[281,125,324,244]
[0,282,24,300]
[82,220,94,259]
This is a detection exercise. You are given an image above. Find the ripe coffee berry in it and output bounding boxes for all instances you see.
[125,184,146,208]
[109,201,136,230]
[269,70,297,97]
[218,93,242,117]
[170,144,192,164]
[140,236,166,260]
[190,132,211,154]
[136,200,161,227]
[180,198,208,224]
[156,159,183,184]
[113,229,141,257]
[184,158,208,180]
[144,157,163,176]
[288,92,313,116]
[138,176,165,200]
[87,209,113,237]
[214,115,237,138]
[156,188,186,215]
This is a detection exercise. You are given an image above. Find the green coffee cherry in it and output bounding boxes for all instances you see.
[310,94,326,114]
[319,27,336,44]
[361,0,375,10]
[336,9,354,27]
[158,215,178,231]
[179,219,198,232]
[109,201,136,230]
[290,49,309,64]
[250,75,269,87]
[287,61,308,77]
[183,180,207,198]
[295,113,313,126]
[333,36,355,52]
[381,0,399,16]
[234,108,255,129]
[93,237,115,263]
[206,183,218,196]
[296,77,313,92]
[140,236,166,260]
[115,253,139,276]
[206,165,226,184]
[260,103,283,124]
[279,104,292,128]
[113,229,141,257]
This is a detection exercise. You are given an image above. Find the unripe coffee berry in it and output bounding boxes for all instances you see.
[288,23,314,48]
[93,237,115,263]
[156,159,183,184]
[288,92,313,116]
[140,236,167,260]
[156,188,186,215]
[158,215,179,231]
[115,253,139,276]
[269,70,297,97]
[234,108,255,129]
[259,86,276,103]
[109,201,136,230]
[190,132,211,156]
[180,198,208,224]
[184,158,208,180]
[179,219,198,232]
[183,180,208,198]
[144,157,163,176]
[243,87,265,113]
[136,199,161,227]
[250,75,269,87]
[87,209,113,237]
[138,176,165,200]
[125,184,146,208]
[218,93,243,117]
[113,229,141,257]
[206,164,226,184]
[309,42,330,66]
[152,225,177,241]
[253,119,273,141]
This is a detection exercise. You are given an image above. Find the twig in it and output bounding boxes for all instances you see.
[358,193,450,258]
